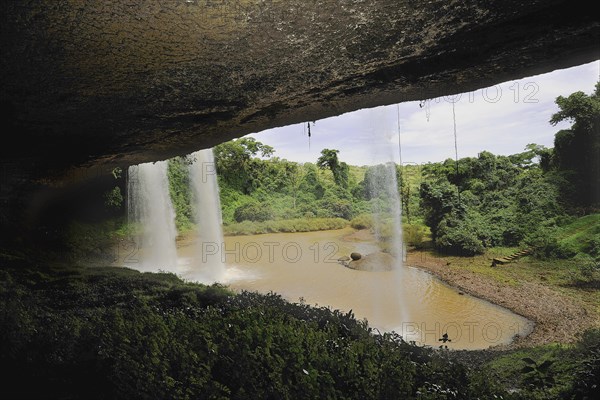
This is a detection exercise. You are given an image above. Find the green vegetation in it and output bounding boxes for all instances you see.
[548,82,600,210]
[416,83,599,258]
[418,150,563,255]
[482,328,600,399]
[2,254,598,399]
[167,155,196,233]
[160,136,405,235]
[0,257,503,399]
[223,218,348,236]
[317,148,350,188]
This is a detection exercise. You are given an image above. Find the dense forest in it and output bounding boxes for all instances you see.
[1,84,598,399]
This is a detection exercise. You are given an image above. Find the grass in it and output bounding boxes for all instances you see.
[560,213,600,236]
[558,213,600,253]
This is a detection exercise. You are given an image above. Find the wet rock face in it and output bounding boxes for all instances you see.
[0,1,598,183]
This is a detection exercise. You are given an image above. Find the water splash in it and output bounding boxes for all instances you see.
[187,148,226,283]
[127,161,178,273]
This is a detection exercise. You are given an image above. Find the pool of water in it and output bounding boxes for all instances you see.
[166,228,534,350]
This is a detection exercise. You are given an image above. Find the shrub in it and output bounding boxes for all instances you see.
[403,224,426,248]
[525,227,578,259]
[575,253,600,281]
[322,199,353,220]
[436,226,485,256]
[434,214,486,256]
[0,260,529,399]
[350,214,374,230]
[585,233,600,259]
[568,328,600,398]
[223,218,348,236]
[234,202,274,222]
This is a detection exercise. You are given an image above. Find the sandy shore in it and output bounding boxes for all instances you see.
[406,250,596,349]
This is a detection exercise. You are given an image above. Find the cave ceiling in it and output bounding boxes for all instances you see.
[1,0,598,184]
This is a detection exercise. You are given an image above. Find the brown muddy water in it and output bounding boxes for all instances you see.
[121,228,533,350]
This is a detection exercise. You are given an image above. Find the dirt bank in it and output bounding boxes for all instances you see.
[406,250,596,349]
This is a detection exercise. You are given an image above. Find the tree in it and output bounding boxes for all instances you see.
[287,164,306,210]
[419,181,463,241]
[103,186,123,210]
[509,144,551,169]
[548,82,600,209]
[317,149,349,188]
[213,138,274,194]
[400,173,411,224]
[299,163,325,201]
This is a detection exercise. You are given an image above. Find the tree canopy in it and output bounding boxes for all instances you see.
[548,82,600,209]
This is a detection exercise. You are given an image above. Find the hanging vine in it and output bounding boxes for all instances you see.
[419,99,431,122]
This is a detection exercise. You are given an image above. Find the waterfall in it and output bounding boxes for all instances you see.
[366,105,408,331]
[127,161,179,273]
[188,148,226,283]
[365,105,405,268]
[368,163,404,265]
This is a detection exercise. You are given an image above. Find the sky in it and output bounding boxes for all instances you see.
[246,60,599,166]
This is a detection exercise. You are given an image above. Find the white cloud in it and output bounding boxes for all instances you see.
[248,60,599,165]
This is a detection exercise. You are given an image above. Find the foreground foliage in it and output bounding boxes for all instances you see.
[483,329,600,399]
[1,254,598,399]
[0,257,497,399]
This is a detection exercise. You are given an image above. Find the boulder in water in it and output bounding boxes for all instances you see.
[347,252,396,272]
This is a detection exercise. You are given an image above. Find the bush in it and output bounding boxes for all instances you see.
[585,233,600,259]
[403,224,426,248]
[574,253,600,281]
[103,186,123,210]
[436,226,485,256]
[525,227,578,259]
[320,199,353,220]
[350,214,374,230]
[223,218,348,236]
[234,202,274,222]
[434,214,486,256]
[568,328,600,398]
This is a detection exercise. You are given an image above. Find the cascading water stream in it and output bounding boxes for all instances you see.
[127,161,179,273]
[367,105,408,332]
[187,148,226,284]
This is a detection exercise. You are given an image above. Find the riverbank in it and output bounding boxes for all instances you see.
[405,249,599,349]
[340,228,599,348]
